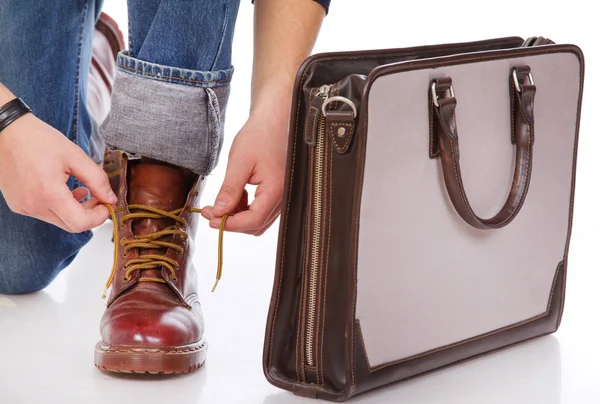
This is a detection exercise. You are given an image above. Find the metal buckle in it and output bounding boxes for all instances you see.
[321,96,358,118]
[431,82,455,108]
[512,69,535,93]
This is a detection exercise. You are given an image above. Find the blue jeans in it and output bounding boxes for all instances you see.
[0,0,239,294]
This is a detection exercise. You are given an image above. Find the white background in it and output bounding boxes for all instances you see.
[0,0,598,403]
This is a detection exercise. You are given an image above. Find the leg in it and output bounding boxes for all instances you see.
[0,0,101,294]
[96,0,240,373]
[100,0,240,174]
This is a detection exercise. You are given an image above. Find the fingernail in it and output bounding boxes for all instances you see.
[108,190,118,203]
[216,200,228,207]
[78,189,91,203]
[210,221,219,229]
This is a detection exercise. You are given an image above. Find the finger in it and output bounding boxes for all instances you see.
[66,146,117,204]
[212,158,252,217]
[200,206,215,221]
[201,188,249,221]
[252,209,281,237]
[72,187,90,202]
[211,183,281,232]
[81,196,102,211]
[49,186,110,232]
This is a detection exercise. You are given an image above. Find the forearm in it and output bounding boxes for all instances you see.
[251,0,325,128]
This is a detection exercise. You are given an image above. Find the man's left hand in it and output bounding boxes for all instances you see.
[201,114,287,236]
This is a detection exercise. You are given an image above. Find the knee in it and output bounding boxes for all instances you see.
[0,216,91,295]
[0,269,57,295]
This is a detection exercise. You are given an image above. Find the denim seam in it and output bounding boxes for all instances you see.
[127,6,134,57]
[210,2,230,71]
[72,0,91,150]
[117,63,232,86]
[205,88,221,173]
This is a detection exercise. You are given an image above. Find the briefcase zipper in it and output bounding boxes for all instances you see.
[305,84,331,368]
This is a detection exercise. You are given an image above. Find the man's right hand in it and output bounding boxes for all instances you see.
[0,113,117,233]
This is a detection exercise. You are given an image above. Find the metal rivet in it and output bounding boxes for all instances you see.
[337,127,346,137]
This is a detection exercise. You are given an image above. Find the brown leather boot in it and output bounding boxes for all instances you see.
[95,156,208,374]
[88,12,125,197]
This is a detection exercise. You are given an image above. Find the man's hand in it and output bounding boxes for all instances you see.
[202,0,324,235]
[0,113,117,232]
[201,115,287,236]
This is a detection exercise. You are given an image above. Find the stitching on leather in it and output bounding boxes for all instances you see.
[492,91,533,227]
[297,89,318,383]
[298,147,315,383]
[363,261,563,372]
[297,87,318,382]
[428,87,440,158]
[447,112,481,226]
[98,340,206,354]
[510,80,516,143]
[313,83,339,385]
[429,94,435,158]
[308,106,320,143]
[315,84,338,384]
[318,136,334,386]
[313,138,326,385]
[332,81,341,110]
[330,123,354,153]
[316,137,330,385]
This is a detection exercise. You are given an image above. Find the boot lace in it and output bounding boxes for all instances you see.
[102,204,228,298]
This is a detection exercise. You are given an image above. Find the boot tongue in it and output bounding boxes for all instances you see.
[128,160,190,237]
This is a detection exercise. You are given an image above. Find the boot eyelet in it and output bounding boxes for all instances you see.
[122,251,129,259]
[123,276,131,282]
[170,276,178,282]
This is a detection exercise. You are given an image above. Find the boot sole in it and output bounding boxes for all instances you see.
[94,338,207,374]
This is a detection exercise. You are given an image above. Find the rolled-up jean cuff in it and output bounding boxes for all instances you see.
[99,51,232,175]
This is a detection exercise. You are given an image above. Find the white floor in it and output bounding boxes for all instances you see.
[1,1,599,403]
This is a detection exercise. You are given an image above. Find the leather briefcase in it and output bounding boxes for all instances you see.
[263,36,584,400]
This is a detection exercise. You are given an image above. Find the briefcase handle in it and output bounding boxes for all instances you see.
[430,66,535,230]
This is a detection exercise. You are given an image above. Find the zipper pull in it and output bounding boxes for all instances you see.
[304,85,331,146]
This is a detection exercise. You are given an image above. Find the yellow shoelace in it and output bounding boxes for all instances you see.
[102,203,228,298]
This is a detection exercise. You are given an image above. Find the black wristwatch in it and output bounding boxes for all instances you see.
[0,98,32,133]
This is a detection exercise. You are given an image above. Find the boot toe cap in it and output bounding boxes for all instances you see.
[100,290,203,348]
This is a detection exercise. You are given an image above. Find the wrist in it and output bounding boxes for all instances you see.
[0,98,33,134]
[249,84,294,131]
